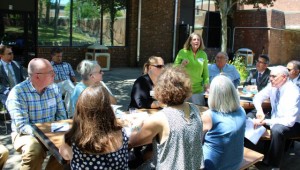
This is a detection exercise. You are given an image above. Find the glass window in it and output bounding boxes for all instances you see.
[38,0,127,47]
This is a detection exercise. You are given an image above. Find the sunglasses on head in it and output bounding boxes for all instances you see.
[151,65,164,69]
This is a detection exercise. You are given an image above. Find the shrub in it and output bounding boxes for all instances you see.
[229,56,249,82]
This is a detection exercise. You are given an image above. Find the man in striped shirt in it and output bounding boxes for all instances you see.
[6,58,66,170]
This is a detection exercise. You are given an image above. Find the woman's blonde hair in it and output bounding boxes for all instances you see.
[208,75,240,113]
[183,32,205,50]
[143,56,163,74]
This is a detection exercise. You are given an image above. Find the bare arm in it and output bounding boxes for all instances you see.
[59,143,73,161]
[201,111,212,132]
[129,113,164,148]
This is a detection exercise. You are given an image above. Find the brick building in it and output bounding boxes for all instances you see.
[0,0,299,68]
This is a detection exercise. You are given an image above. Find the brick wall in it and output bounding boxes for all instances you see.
[37,46,130,69]
[242,0,300,12]
[137,0,175,66]
[232,9,300,65]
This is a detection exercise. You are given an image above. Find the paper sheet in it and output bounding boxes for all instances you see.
[245,118,266,145]
[51,122,70,132]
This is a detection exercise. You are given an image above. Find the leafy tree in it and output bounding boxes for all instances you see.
[215,0,276,52]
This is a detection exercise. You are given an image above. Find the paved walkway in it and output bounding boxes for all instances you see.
[1,67,300,169]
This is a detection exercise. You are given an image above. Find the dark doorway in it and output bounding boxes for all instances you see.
[0,10,36,66]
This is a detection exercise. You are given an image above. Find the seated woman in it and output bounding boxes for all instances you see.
[129,65,203,169]
[128,56,164,109]
[59,84,128,169]
[202,75,246,170]
[70,60,116,116]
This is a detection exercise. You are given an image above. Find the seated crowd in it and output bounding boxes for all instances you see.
[1,40,300,170]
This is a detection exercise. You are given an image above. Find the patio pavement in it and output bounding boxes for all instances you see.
[1,67,300,169]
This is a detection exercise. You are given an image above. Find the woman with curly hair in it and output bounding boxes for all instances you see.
[59,83,128,169]
[129,65,203,169]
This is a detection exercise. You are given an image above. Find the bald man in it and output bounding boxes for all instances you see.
[6,58,66,170]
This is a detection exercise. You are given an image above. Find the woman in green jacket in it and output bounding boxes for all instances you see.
[174,32,209,105]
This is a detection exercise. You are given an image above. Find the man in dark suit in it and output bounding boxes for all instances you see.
[0,45,25,105]
[287,60,300,88]
[244,54,271,91]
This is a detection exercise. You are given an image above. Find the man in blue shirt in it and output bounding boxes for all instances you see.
[208,52,240,88]
[50,47,76,117]
[6,58,66,170]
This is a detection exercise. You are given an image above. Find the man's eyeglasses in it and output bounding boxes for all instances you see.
[255,60,267,64]
[269,75,277,79]
[36,70,55,75]
[5,52,13,55]
[151,65,164,69]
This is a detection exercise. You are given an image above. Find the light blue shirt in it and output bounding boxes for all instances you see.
[209,63,240,88]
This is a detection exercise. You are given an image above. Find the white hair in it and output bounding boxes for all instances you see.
[270,65,289,77]
[77,60,100,81]
[208,75,240,113]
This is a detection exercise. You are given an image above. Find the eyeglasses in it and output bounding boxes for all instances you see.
[215,56,226,60]
[36,70,55,75]
[269,75,277,79]
[255,60,267,64]
[5,52,13,55]
[91,70,104,75]
[151,65,164,69]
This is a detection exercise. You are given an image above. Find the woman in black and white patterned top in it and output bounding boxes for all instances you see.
[129,65,203,169]
[59,83,128,169]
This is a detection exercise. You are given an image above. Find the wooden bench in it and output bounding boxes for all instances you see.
[261,129,300,140]
[240,147,264,170]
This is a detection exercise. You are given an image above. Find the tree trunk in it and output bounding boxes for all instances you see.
[46,0,51,24]
[109,0,115,46]
[219,2,228,53]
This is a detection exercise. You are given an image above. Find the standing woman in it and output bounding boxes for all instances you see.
[129,56,164,109]
[70,60,116,116]
[202,75,246,170]
[174,32,209,106]
[59,84,128,169]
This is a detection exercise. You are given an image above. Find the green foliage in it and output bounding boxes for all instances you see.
[229,56,249,82]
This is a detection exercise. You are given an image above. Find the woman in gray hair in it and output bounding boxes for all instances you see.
[202,75,246,170]
[70,60,116,116]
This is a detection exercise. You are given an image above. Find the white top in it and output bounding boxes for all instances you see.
[253,81,300,128]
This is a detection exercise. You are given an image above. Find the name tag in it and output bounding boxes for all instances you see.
[48,98,56,107]
[197,58,204,63]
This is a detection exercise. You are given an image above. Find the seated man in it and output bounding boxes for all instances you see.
[252,66,300,169]
[286,60,300,88]
[244,54,271,91]
[0,45,25,106]
[6,58,67,170]
[208,52,240,88]
[50,47,76,116]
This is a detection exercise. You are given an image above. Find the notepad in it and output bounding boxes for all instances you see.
[245,118,266,145]
[51,122,70,132]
